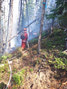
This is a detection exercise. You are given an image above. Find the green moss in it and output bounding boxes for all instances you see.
[30,68,33,72]
[13,74,21,85]
[0,64,9,73]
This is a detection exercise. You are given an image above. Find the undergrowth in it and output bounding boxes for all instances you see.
[12,69,26,86]
[41,29,67,70]
[0,28,67,89]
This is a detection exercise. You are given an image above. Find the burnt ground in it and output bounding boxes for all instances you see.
[8,47,67,89]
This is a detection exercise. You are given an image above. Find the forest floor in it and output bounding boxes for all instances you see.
[0,28,67,89]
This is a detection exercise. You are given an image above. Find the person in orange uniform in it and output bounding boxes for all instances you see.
[21,28,28,50]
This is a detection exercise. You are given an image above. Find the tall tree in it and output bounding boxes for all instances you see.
[38,0,46,54]
[7,0,13,50]
[47,0,67,49]
[47,0,67,29]
[25,0,30,48]
[5,0,12,53]
[0,0,4,55]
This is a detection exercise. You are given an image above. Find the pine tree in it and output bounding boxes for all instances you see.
[47,0,67,49]
[47,0,67,29]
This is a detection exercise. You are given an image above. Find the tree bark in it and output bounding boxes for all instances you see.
[51,18,54,34]
[65,29,67,49]
[38,0,46,54]
[26,0,30,48]
[0,0,4,55]
[7,0,13,50]
[5,0,12,53]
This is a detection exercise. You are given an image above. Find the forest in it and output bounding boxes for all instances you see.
[0,0,67,89]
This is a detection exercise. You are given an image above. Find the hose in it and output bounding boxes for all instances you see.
[5,59,12,89]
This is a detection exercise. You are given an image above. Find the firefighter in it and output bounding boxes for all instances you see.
[21,28,28,50]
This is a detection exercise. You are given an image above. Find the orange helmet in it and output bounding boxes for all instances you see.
[24,28,27,31]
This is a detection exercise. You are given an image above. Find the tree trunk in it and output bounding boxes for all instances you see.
[0,11,2,55]
[26,0,30,48]
[66,40,67,49]
[8,0,13,50]
[65,29,67,49]
[51,18,54,34]
[0,1,4,55]
[5,0,12,53]
[38,0,46,54]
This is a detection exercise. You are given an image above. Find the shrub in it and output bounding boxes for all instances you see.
[13,69,26,85]
[21,69,26,74]
[13,74,21,85]
[0,66,5,73]
[0,55,8,63]
[48,57,67,70]
[7,54,12,58]
[0,64,9,73]
[1,55,7,60]
[54,58,65,69]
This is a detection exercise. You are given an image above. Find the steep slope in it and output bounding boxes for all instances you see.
[0,28,67,89]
